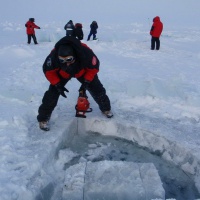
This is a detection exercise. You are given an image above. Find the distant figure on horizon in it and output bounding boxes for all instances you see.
[25,18,40,44]
[64,20,75,37]
[150,16,163,50]
[87,21,98,41]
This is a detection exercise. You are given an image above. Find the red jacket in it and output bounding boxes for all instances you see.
[25,21,40,35]
[150,16,163,37]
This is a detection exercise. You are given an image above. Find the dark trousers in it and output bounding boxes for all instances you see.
[27,34,38,44]
[151,37,160,50]
[87,31,96,40]
[37,75,111,122]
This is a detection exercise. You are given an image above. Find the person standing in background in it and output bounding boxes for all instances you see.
[150,16,163,50]
[25,18,40,44]
[87,21,98,41]
[74,23,84,40]
[64,20,75,37]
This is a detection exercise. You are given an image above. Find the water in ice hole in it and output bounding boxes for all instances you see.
[61,132,200,200]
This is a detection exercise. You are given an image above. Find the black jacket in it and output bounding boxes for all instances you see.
[74,23,83,40]
[90,22,98,34]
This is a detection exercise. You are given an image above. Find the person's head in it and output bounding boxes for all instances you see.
[58,45,75,65]
[153,16,160,22]
[29,18,35,22]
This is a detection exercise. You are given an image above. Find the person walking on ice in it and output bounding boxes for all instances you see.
[87,21,98,41]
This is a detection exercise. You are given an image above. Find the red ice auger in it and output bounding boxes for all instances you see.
[75,90,92,118]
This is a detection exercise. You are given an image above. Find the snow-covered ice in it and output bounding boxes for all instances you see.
[1,0,200,199]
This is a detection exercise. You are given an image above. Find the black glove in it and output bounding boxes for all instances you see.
[38,27,41,29]
[55,83,69,98]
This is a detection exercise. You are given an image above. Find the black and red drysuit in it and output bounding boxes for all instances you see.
[37,36,111,122]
